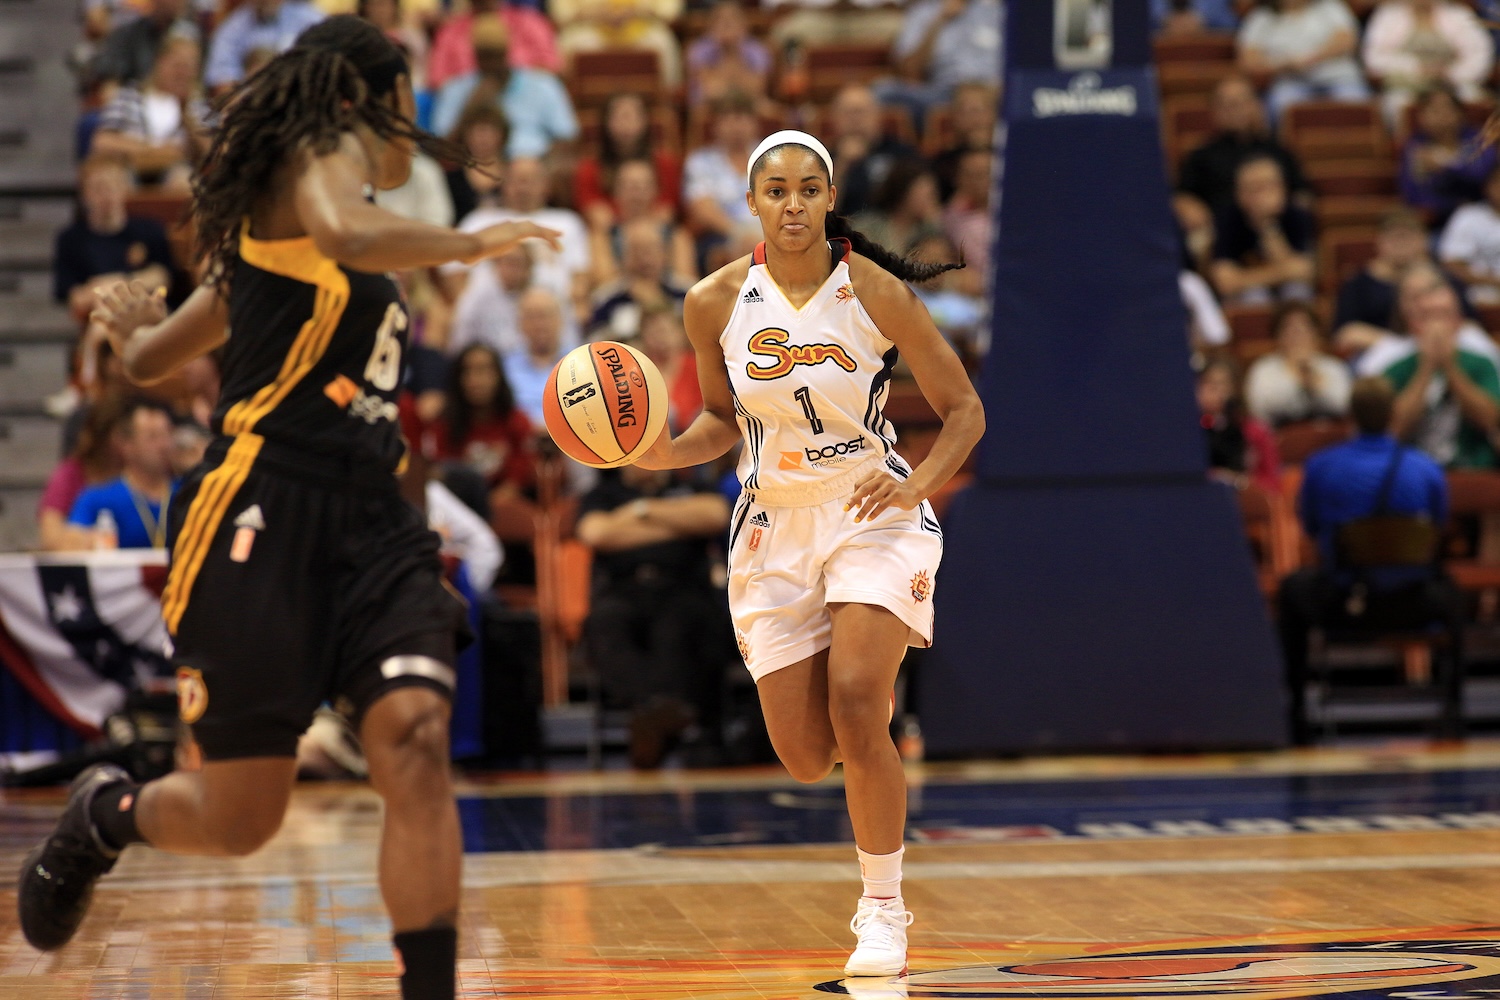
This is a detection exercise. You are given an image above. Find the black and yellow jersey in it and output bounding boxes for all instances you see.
[211,224,408,475]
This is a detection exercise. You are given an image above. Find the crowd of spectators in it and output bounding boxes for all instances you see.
[1164,1,1500,495]
[52,0,1001,765]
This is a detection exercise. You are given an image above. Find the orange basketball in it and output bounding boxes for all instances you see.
[543,341,670,468]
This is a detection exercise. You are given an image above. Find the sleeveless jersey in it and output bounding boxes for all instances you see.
[212,224,409,474]
[721,239,900,505]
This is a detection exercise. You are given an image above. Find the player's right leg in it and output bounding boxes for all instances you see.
[754,648,838,783]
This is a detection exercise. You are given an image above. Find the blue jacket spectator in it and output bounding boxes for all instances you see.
[1152,0,1239,32]
[204,0,324,90]
[1300,425,1447,582]
[1278,375,1460,744]
[66,401,178,550]
[430,14,578,158]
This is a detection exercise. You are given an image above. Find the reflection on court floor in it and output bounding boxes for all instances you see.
[8,743,1500,998]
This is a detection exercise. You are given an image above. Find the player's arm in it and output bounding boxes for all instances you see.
[634,275,744,470]
[638,493,731,535]
[575,509,680,550]
[294,136,563,271]
[93,280,229,386]
[845,259,985,521]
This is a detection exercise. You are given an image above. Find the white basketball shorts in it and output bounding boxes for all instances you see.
[727,490,945,681]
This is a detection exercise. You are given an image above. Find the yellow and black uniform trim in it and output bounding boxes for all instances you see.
[222,223,351,436]
[161,432,262,633]
[163,224,356,635]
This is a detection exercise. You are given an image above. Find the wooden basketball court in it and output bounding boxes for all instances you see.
[7,744,1500,998]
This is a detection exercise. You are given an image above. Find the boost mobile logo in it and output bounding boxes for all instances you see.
[806,436,866,464]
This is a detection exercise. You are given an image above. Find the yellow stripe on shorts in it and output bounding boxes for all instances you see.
[161,433,263,635]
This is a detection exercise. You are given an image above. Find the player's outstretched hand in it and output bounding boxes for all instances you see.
[845,467,922,523]
[90,279,168,355]
[463,220,564,263]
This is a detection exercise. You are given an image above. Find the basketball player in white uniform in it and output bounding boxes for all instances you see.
[636,131,985,976]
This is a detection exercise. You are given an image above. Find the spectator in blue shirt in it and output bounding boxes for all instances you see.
[67,399,178,549]
[430,14,579,159]
[875,0,1003,129]
[1151,0,1239,34]
[1277,376,1460,743]
[204,0,324,91]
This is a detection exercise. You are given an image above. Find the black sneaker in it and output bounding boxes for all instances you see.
[17,764,129,951]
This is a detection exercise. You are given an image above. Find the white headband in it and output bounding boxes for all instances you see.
[746,130,835,187]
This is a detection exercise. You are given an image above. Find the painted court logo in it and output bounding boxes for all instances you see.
[815,935,1500,998]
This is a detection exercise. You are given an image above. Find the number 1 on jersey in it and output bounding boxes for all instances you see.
[794,386,824,435]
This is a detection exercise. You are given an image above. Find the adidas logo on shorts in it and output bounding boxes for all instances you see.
[748,511,770,528]
[742,287,764,304]
[234,504,266,530]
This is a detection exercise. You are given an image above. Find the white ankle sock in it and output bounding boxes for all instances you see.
[857,845,903,900]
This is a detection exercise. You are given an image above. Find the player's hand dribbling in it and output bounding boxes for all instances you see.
[462,221,564,263]
[89,279,168,354]
[845,468,922,523]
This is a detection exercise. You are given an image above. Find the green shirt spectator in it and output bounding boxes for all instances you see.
[1384,348,1500,467]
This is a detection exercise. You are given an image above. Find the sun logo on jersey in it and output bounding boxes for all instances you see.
[745,328,857,381]
[911,569,932,603]
[835,282,855,303]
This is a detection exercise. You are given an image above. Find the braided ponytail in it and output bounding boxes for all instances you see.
[193,15,474,293]
[823,211,965,284]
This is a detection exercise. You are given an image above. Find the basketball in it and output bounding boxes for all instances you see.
[542,340,670,468]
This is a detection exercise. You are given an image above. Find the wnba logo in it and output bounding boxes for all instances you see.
[815,938,1500,998]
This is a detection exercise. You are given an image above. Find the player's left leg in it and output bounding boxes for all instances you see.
[361,683,461,1000]
[826,601,913,977]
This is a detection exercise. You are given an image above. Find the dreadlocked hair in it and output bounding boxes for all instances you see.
[749,141,966,284]
[193,15,475,295]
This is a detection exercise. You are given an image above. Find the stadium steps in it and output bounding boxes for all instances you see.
[0,199,79,553]
[0,0,86,553]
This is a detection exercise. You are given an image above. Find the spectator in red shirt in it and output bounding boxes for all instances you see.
[1199,357,1283,495]
[572,91,682,231]
[430,344,538,497]
[427,0,560,89]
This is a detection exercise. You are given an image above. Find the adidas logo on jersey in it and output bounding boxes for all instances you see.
[742,287,764,304]
[748,511,770,528]
[234,505,266,531]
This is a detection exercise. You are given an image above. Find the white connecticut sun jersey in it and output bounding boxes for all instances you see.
[722,239,903,505]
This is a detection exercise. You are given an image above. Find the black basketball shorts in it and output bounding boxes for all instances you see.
[162,435,470,760]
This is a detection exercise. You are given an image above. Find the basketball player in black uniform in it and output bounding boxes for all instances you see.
[17,18,560,1000]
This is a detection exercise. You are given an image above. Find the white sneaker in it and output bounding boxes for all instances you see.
[844,896,914,977]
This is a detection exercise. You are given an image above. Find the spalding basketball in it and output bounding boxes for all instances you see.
[543,341,670,468]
